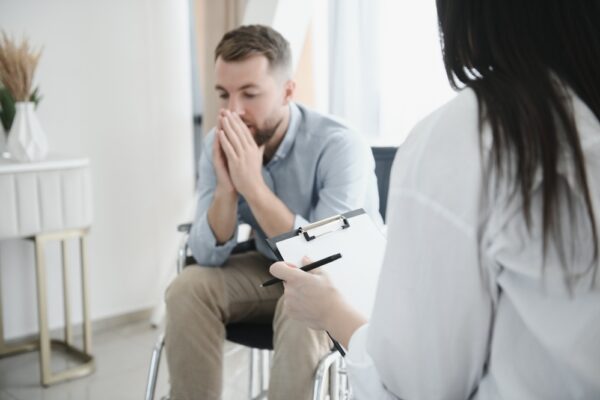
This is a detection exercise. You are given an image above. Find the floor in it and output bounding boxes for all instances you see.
[0,321,252,400]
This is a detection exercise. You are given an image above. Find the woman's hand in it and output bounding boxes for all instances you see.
[270,257,343,331]
[270,257,368,348]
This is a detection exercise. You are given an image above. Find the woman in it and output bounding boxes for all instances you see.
[270,1,600,398]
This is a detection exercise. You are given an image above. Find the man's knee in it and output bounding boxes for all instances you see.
[165,266,223,311]
[273,298,326,345]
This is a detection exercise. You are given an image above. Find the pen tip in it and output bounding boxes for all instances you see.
[259,284,264,287]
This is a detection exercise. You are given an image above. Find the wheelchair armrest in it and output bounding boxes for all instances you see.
[231,239,256,254]
[177,221,256,271]
[183,239,257,268]
[177,222,192,233]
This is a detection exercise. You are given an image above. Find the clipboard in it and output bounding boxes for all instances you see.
[266,209,386,317]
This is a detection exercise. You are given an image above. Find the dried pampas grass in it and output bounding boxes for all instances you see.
[0,32,42,102]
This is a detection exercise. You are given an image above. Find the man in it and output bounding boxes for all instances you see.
[165,25,381,400]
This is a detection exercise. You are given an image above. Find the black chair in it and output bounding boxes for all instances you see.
[145,146,398,400]
[372,146,397,221]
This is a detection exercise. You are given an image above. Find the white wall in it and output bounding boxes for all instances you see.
[0,0,195,339]
[243,0,315,71]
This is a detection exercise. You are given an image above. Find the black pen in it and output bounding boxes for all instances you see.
[260,253,342,287]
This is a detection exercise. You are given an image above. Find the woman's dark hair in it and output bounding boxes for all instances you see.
[436,0,599,284]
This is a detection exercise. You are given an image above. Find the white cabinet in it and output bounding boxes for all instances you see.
[0,155,94,386]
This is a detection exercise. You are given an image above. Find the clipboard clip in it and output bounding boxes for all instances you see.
[297,214,350,242]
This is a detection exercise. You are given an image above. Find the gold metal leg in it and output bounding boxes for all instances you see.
[80,235,92,355]
[61,240,73,346]
[0,228,95,386]
[33,235,53,384]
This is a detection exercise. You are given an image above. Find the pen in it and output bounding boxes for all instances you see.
[260,253,342,287]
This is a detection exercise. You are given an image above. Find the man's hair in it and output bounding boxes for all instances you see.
[215,25,291,77]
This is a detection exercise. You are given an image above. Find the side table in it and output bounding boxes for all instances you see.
[0,155,94,386]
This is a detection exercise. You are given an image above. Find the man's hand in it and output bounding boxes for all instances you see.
[212,111,235,195]
[214,109,294,238]
[218,110,266,199]
[269,257,341,331]
[207,110,238,244]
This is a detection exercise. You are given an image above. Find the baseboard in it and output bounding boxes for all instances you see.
[5,307,155,345]
[92,307,155,334]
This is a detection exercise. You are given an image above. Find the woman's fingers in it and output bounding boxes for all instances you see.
[269,261,300,281]
[301,256,313,266]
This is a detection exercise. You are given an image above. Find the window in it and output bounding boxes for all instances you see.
[377,1,455,145]
[313,1,456,146]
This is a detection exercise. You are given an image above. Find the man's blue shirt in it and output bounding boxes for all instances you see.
[189,103,382,266]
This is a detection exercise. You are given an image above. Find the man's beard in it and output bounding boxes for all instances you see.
[252,116,284,146]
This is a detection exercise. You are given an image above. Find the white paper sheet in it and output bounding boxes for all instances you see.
[274,210,386,317]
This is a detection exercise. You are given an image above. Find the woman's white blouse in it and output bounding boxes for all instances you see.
[345,88,600,399]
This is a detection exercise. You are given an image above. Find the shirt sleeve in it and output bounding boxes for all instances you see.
[310,131,379,222]
[188,130,239,266]
[347,90,496,399]
[361,188,494,399]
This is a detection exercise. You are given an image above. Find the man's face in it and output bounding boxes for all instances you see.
[215,55,289,146]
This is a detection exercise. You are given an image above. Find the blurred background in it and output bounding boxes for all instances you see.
[0,0,454,398]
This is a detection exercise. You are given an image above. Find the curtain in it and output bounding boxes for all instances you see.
[197,0,246,135]
[328,0,380,139]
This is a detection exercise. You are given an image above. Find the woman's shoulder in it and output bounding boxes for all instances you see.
[388,88,485,232]
[409,88,478,145]
[395,88,481,172]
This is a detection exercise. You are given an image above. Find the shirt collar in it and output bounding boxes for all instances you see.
[269,102,300,165]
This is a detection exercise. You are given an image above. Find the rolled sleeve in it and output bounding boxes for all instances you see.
[189,210,238,266]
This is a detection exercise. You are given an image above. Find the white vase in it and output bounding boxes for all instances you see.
[7,102,48,162]
[0,124,6,157]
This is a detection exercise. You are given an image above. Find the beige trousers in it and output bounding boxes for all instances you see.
[165,251,330,400]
